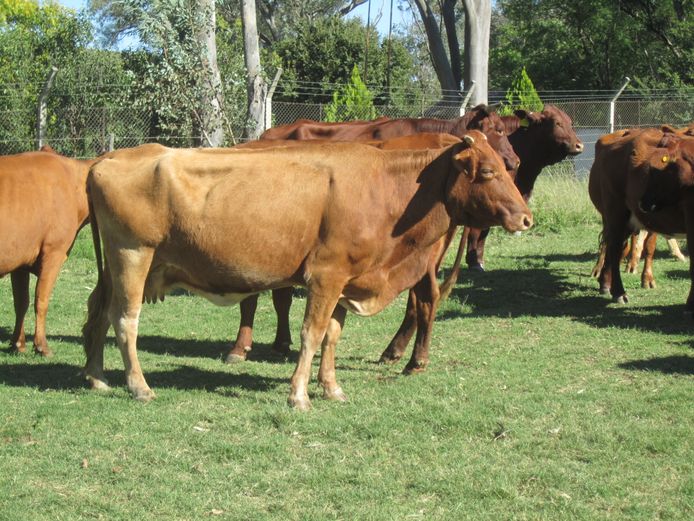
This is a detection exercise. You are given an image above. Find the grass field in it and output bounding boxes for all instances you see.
[1,173,692,520]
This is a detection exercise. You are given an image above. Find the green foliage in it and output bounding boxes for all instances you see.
[324,64,376,122]
[0,1,93,154]
[271,15,419,110]
[491,0,694,90]
[499,66,544,115]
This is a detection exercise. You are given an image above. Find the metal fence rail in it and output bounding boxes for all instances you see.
[1,83,692,176]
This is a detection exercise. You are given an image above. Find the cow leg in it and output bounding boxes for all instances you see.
[684,208,694,313]
[271,287,293,355]
[225,294,258,364]
[626,230,647,273]
[288,279,343,410]
[591,240,606,280]
[108,248,155,401]
[668,238,687,261]
[466,228,490,271]
[32,252,68,357]
[317,305,347,402]
[10,270,30,353]
[641,231,658,289]
[465,228,484,271]
[601,209,632,303]
[379,289,417,364]
[403,263,441,374]
[83,258,114,391]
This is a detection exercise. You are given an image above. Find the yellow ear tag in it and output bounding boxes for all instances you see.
[519,118,529,128]
[662,155,669,163]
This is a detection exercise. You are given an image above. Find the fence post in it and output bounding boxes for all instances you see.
[36,66,58,150]
[263,67,283,131]
[609,76,631,133]
[460,81,476,117]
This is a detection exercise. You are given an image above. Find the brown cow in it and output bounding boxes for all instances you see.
[260,105,521,175]
[464,105,584,270]
[591,124,693,290]
[225,133,464,366]
[1,148,96,356]
[589,127,694,306]
[82,134,532,409]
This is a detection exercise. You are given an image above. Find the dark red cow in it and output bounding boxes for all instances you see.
[589,127,694,307]
[261,105,521,175]
[464,105,584,270]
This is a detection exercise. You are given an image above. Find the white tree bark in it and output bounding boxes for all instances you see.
[241,0,267,140]
[196,0,225,147]
[462,0,491,106]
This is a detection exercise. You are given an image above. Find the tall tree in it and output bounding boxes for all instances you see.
[462,0,491,105]
[241,0,266,139]
[195,0,224,146]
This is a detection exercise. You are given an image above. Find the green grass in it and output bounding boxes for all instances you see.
[1,174,692,520]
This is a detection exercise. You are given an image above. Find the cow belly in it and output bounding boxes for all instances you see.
[143,262,265,305]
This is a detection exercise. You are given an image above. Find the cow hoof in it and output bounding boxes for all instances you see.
[642,281,656,289]
[613,295,629,305]
[403,361,428,375]
[132,388,156,402]
[287,396,312,411]
[323,387,347,402]
[271,341,291,357]
[34,346,53,358]
[9,344,26,355]
[599,286,610,295]
[224,352,247,364]
[378,352,402,364]
[468,264,485,272]
[84,373,111,391]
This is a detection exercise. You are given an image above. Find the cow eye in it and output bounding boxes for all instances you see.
[479,168,496,180]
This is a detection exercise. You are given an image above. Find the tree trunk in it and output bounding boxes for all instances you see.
[462,0,491,106]
[442,0,462,89]
[241,0,267,140]
[195,0,225,147]
[412,0,458,99]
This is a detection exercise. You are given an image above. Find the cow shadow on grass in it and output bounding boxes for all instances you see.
[0,359,285,395]
[438,265,694,336]
[618,355,694,375]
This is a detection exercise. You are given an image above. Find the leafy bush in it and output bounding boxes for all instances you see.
[499,66,544,116]
[324,64,376,122]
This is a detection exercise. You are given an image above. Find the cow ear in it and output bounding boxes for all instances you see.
[452,145,475,179]
[463,134,475,147]
[661,124,677,134]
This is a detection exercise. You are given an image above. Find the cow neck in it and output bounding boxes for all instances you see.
[386,147,453,248]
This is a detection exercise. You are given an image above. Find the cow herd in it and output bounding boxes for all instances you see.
[1,105,693,410]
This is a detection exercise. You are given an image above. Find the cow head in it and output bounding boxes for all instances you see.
[444,130,532,232]
[460,104,521,176]
[514,105,584,161]
[638,138,694,213]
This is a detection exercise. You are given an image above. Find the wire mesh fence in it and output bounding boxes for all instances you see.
[1,82,693,176]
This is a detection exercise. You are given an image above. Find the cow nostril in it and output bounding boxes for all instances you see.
[522,215,532,228]
[576,143,584,152]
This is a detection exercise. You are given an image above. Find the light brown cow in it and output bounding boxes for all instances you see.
[1,147,96,356]
[82,134,532,409]
[589,127,694,306]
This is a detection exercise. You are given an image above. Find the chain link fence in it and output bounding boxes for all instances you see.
[2,82,693,176]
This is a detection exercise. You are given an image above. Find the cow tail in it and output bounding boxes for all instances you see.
[82,177,112,355]
[439,227,469,302]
